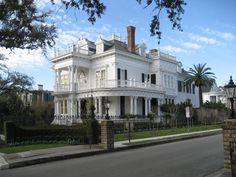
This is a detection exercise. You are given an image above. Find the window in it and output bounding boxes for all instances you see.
[178,81,182,92]
[96,69,106,87]
[210,96,217,103]
[118,68,127,87]
[171,77,174,88]
[186,84,189,93]
[164,75,167,87]
[96,69,106,80]
[141,73,149,83]
[151,74,156,84]
[118,68,127,80]
[167,76,170,88]
[164,75,174,88]
[192,84,195,94]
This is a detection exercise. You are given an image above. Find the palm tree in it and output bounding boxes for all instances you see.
[185,63,216,107]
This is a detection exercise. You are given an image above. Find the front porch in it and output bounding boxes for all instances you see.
[52,92,169,125]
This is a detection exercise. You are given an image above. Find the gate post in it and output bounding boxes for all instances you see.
[101,120,114,150]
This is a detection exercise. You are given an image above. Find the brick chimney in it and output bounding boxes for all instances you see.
[127,26,136,53]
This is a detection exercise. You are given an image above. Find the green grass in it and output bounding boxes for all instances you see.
[114,124,222,142]
[0,144,66,154]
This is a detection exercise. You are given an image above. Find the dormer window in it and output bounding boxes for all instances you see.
[137,42,147,57]
[95,37,104,54]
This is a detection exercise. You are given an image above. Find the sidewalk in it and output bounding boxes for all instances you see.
[0,129,222,171]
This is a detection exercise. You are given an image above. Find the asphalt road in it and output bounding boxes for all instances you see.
[0,134,223,177]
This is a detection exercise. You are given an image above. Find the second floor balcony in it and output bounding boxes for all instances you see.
[54,80,163,93]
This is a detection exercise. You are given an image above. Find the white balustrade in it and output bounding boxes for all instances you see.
[54,80,163,92]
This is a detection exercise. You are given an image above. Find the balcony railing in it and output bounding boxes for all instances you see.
[54,80,163,92]
[54,45,94,58]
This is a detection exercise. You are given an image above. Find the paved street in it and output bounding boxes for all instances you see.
[0,134,223,177]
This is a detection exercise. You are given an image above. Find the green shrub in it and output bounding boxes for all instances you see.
[4,121,87,145]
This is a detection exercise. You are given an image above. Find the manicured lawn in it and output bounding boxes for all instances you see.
[114,124,222,142]
[0,144,66,154]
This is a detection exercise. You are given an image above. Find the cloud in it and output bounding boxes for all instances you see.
[0,48,47,69]
[36,0,61,9]
[160,45,187,54]
[0,23,114,70]
[187,33,219,45]
[54,24,113,47]
[202,28,235,41]
[182,42,201,49]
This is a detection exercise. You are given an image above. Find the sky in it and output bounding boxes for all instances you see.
[1,0,236,90]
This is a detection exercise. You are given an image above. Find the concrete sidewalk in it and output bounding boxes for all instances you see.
[0,129,222,171]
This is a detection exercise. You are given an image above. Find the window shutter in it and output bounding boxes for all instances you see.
[125,70,127,80]
[142,73,145,82]
[117,68,120,80]
[151,74,156,84]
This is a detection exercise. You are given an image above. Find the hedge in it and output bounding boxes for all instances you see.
[4,121,89,145]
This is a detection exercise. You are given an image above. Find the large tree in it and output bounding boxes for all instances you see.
[0,0,186,50]
[0,55,34,129]
[0,55,34,95]
[137,0,186,43]
[185,63,216,107]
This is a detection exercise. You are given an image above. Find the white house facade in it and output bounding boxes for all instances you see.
[203,85,228,105]
[51,26,200,125]
[176,62,199,107]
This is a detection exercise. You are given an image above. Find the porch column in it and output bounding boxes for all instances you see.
[94,97,98,115]
[70,98,74,116]
[99,96,102,117]
[54,100,57,115]
[77,98,81,118]
[67,99,71,115]
[55,69,58,90]
[130,96,134,114]
[75,66,78,90]
[58,69,61,85]
[145,97,148,116]
[56,100,60,115]
[68,66,71,90]
[134,97,138,115]
[157,99,161,117]
[57,69,61,92]
[58,100,61,115]
[69,66,75,91]
[148,98,151,113]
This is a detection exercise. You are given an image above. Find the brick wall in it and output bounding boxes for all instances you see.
[223,119,236,176]
[101,120,114,150]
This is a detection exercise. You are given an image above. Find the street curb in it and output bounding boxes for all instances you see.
[0,129,222,170]
[113,129,222,152]
[0,155,9,170]
[7,150,108,169]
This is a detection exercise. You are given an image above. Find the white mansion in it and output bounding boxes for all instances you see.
[51,26,199,125]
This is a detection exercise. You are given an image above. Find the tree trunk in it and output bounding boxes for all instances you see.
[199,86,203,107]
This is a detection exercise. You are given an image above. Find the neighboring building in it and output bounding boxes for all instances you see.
[203,84,228,105]
[20,84,54,106]
[51,26,200,125]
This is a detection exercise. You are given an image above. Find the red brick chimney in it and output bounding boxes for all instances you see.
[127,26,136,53]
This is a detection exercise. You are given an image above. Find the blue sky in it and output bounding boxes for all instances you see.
[1,0,236,90]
